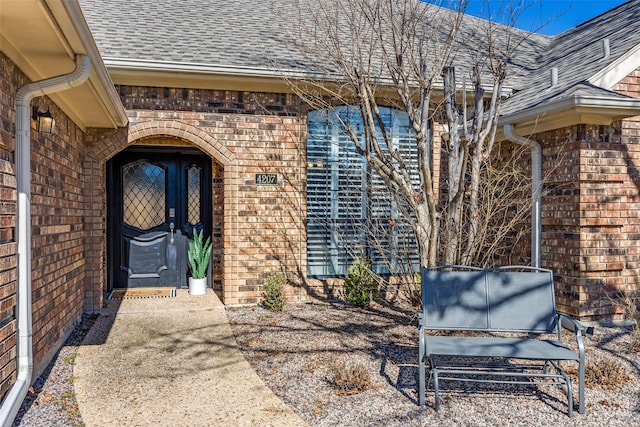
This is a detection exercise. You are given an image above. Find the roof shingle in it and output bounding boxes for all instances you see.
[78,0,640,117]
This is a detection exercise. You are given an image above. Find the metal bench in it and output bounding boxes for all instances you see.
[418,265,594,416]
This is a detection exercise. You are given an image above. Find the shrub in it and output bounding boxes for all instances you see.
[263,273,287,312]
[404,271,422,307]
[609,292,640,352]
[344,258,378,307]
[566,356,633,390]
[584,357,633,390]
[330,359,371,395]
[619,293,640,352]
[632,333,640,353]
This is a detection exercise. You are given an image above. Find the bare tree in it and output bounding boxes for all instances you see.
[277,0,540,269]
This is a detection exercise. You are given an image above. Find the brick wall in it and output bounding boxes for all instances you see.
[83,78,640,319]
[0,52,21,401]
[536,121,640,320]
[83,126,128,312]
[116,86,299,116]
[0,52,87,394]
[0,158,16,400]
[30,100,87,376]
[84,87,309,306]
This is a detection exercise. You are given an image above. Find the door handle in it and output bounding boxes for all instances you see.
[169,222,175,243]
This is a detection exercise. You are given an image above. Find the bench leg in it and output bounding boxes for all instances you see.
[560,369,574,417]
[551,360,575,417]
[419,331,426,406]
[578,359,586,414]
[433,370,440,411]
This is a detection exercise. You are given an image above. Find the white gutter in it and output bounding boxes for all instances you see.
[104,57,297,78]
[500,94,640,125]
[104,57,514,95]
[0,54,90,427]
[503,124,542,268]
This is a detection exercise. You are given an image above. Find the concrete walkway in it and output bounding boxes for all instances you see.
[74,289,307,427]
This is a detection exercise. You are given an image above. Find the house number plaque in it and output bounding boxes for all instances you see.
[255,173,278,185]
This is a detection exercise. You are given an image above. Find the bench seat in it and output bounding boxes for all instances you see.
[425,336,579,361]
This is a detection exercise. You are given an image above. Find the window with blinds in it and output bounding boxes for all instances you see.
[306,106,421,278]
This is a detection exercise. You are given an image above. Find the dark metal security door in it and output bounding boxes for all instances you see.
[107,147,212,290]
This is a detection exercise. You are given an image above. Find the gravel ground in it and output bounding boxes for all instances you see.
[9,302,640,427]
[13,315,98,427]
[226,301,640,427]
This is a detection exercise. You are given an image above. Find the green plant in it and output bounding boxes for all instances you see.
[187,229,212,279]
[59,390,82,421]
[263,273,287,312]
[62,354,77,364]
[330,358,371,395]
[344,258,377,307]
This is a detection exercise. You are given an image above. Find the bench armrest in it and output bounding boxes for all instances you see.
[557,312,593,368]
[558,313,595,336]
[557,312,593,414]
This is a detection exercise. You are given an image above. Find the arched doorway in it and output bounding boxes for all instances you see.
[106,145,212,290]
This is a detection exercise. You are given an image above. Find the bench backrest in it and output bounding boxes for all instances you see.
[421,265,558,334]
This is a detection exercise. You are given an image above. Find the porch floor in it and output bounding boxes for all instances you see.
[74,289,306,426]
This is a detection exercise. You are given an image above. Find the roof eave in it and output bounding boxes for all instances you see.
[498,95,640,136]
[588,43,640,90]
[104,58,299,93]
[57,0,128,128]
[105,57,514,98]
[0,0,127,130]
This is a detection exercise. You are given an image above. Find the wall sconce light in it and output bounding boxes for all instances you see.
[32,107,55,134]
[440,123,450,143]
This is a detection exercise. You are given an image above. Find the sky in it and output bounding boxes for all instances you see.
[459,1,629,35]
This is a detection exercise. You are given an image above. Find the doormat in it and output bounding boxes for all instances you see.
[109,288,177,299]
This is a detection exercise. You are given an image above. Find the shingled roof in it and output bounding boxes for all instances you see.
[78,0,640,121]
[501,0,640,117]
[77,0,310,73]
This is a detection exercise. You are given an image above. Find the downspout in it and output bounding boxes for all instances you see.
[503,124,542,268]
[0,54,90,427]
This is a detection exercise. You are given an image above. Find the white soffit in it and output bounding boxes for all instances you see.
[0,0,126,129]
